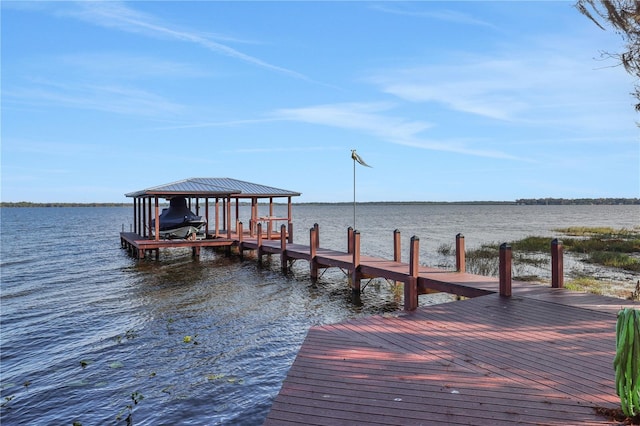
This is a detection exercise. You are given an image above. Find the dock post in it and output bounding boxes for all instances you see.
[280,224,288,272]
[257,223,263,261]
[310,227,318,279]
[393,229,401,262]
[499,243,512,297]
[313,223,320,248]
[351,230,361,293]
[551,239,564,288]
[288,222,294,243]
[237,222,244,259]
[405,236,419,311]
[347,227,354,254]
[456,233,466,273]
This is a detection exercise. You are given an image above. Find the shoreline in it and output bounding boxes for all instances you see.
[1,198,639,208]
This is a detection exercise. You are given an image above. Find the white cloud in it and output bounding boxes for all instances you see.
[57,1,311,81]
[371,4,498,29]
[272,102,522,160]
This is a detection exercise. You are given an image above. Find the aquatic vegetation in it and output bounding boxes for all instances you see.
[116,392,144,426]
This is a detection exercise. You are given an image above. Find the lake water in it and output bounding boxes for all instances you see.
[1,204,638,425]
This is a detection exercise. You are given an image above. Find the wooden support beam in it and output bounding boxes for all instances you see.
[288,222,294,244]
[154,196,160,241]
[347,227,354,254]
[551,239,564,289]
[313,223,320,248]
[499,243,512,297]
[237,221,244,259]
[147,198,152,239]
[310,227,318,279]
[226,196,232,239]
[456,233,466,273]
[257,222,263,260]
[405,236,419,311]
[205,197,209,237]
[393,229,401,262]
[280,224,288,272]
[351,230,361,293]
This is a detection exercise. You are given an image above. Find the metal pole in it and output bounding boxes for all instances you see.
[353,158,356,229]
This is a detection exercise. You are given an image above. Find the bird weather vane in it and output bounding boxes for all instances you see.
[351,149,372,230]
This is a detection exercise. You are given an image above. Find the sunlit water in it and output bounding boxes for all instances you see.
[1,204,638,425]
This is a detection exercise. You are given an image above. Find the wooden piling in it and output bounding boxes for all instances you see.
[405,236,419,311]
[499,243,512,297]
[287,222,294,244]
[351,230,361,293]
[280,224,288,272]
[313,223,320,248]
[237,222,244,258]
[347,227,354,254]
[310,227,318,279]
[257,223,263,259]
[456,233,465,273]
[393,229,401,262]
[551,239,564,288]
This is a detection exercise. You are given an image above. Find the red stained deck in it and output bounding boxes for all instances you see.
[264,291,639,425]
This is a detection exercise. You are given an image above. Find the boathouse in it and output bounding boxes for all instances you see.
[120,177,300,259]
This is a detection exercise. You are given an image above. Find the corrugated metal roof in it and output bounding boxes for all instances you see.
[125,177,301,198]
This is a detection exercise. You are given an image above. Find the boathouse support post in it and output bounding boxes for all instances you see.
[551,239,564,289]
[347,227,354,254]
[405,236,419,311]
[280,225,288,272]
[237,222,244,259]
[226,196,232,239]
[393,229,401,262]
[288,222,294,244]
[499,243,512,297]
[257,223,263,261]
[147,198,152,238]
[141,198,147,238]
[456,233,466,273]
[310,227,318,279]
[154,196,160,241]
[351,230,361,293]
[205,197,209,237]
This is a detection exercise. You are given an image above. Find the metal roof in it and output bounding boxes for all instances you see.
[125,177,301,198]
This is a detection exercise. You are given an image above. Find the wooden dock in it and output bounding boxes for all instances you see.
[264,289,639,425]
[120,222,639,424]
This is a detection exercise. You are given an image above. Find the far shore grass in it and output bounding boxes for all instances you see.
[458,226,640,300]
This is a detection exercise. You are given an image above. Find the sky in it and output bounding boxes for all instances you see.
[2,1,638,203]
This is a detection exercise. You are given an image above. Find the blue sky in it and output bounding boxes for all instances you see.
[2,1,638,203]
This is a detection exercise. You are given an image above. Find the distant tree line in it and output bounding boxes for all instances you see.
[516,198,639,205]
[2,199,639,207]
[0,202,131,207]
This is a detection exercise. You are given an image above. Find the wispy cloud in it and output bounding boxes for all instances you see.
[56,1,311,81]
[6,80,184,116]
[371,4,498,29]
[367,42,636,131]
[272,102,522,160]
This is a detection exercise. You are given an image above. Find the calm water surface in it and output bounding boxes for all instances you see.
[1,204,638,425]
